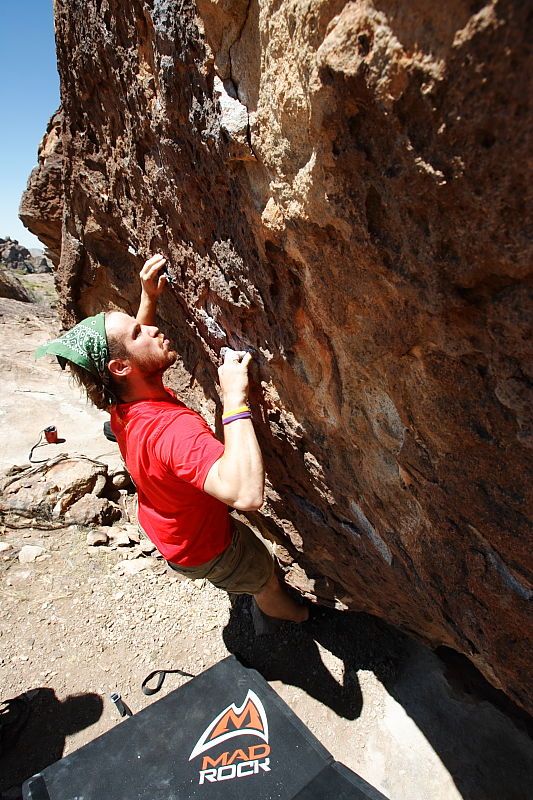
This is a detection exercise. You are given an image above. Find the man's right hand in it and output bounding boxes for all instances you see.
[136,254,168,325]
[218,349,252,407]
[139,253,168,301]
[204,347,264,510]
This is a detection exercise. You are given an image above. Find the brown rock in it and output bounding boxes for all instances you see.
[0,456,107,517]
[46,458,108,512]
[66,495,121,526]
[0,266,34,302]
[20,1,533,713]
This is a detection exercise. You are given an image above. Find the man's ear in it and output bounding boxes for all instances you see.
[107,358,131,379]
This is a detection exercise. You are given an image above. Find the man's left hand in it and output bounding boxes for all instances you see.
[140,254,168,300]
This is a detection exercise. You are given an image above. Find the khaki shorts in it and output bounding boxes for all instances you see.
[167,518,274,595]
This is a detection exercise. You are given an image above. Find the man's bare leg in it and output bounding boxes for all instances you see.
[254,572,309,622]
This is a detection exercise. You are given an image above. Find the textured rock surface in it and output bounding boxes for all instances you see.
[65,494,122,525]
[19,111,64,266]
[21,1,532,712]
[1,456,111,519]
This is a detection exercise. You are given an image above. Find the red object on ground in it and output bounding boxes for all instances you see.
[44,426,58,443]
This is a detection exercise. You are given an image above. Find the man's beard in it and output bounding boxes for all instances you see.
[136,347,177,378]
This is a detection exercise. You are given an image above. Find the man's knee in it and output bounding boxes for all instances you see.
[255,571,280,597]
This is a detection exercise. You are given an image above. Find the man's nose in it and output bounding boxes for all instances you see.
[146,326,159,337]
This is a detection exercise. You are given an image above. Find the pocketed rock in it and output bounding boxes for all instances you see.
[18,545,45,564]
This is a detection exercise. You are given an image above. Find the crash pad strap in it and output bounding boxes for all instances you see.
[141,667,195,696]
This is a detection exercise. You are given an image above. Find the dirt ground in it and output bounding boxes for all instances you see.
[1,276,532,800]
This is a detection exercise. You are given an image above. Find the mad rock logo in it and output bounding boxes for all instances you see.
[189,690,272,784]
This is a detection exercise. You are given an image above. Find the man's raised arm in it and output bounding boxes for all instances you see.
[136,254,168,325]
[203,349,265,511]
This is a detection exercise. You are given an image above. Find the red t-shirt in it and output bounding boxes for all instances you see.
[109,392,231,566]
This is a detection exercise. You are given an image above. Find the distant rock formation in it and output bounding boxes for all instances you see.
[0,237,52,274]
[20,1,532,714]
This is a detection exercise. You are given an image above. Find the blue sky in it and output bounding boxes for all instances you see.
[0,1,59,250]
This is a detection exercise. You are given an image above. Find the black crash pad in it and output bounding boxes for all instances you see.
[23,655,388,800]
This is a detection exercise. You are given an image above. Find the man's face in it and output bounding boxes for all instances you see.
[105,312,177,377]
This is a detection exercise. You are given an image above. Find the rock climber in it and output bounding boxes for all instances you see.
[35,254,308,625]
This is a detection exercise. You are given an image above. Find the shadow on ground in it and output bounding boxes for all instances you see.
[223,596,533,800]
[0,688,103,794]
[223,595,405,720]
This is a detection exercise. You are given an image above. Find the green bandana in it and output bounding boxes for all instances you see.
[35,312,109,378]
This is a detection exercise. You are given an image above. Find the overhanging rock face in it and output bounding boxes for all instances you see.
[21,1,532,712]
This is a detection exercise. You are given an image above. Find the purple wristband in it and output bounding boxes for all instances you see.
[222,411,252,425]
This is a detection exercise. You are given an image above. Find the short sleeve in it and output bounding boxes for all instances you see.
[151,408,224,490]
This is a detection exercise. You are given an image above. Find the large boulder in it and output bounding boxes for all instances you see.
[1,456,109,518]
[0,238,34,272]
[20,1,532,713]
[0,266,34,302]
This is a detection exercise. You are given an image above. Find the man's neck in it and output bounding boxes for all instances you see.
[118,372,170,404]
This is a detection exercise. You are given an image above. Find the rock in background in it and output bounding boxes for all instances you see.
[0,456,125,524]
[20,1,532,713]
[0,237,52,273]
[0,265,35,302]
